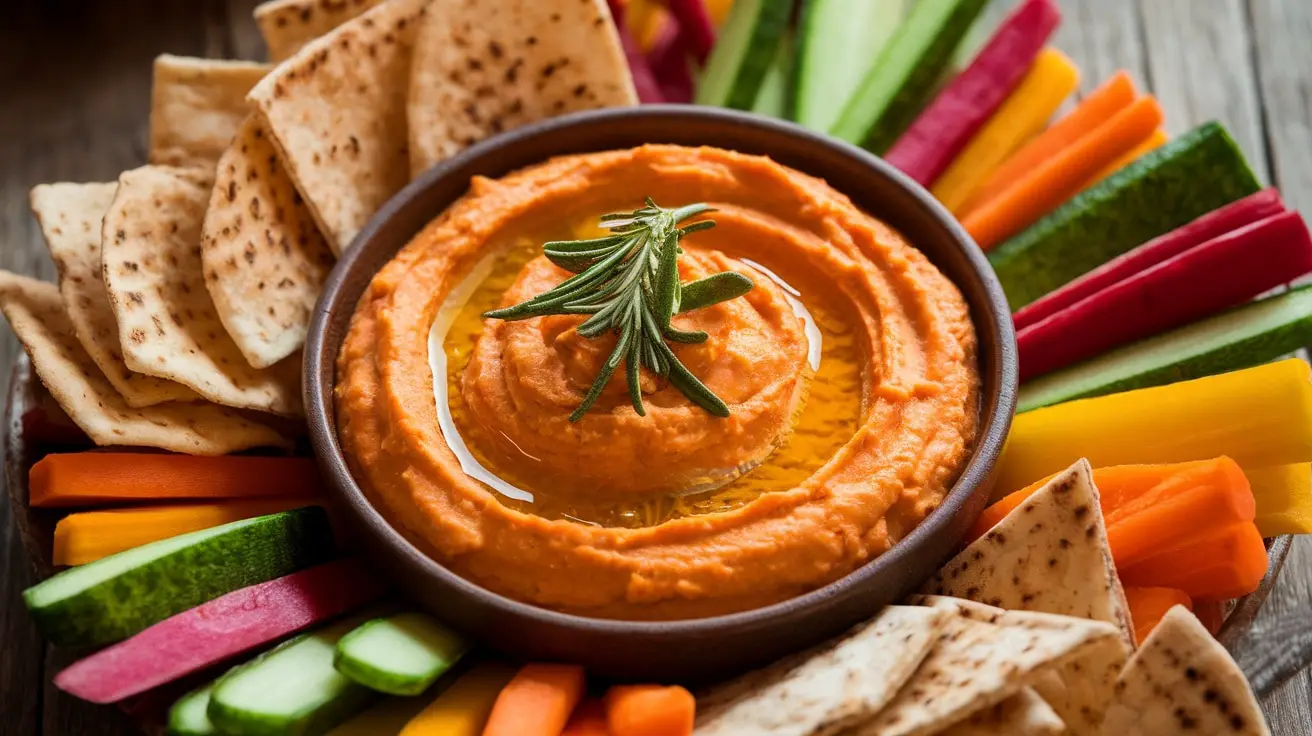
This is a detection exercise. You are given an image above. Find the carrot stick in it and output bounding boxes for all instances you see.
[29,453,322,508]
[52,499,319,565]
[1123,587,1192,645]
[966,457,1254,550]
[563,699,612,736]
[961,71,1137,216]
[605,685,696,736]
[963,95,1165,249]
[1083,128,1168,191]
[930,47,1080,214]
[1119,522,1268,600]
[483,663,587,736]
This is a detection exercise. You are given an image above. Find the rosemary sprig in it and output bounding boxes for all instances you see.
[483,198,754,421]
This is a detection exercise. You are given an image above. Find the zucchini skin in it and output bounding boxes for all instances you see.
[27,507,335,648]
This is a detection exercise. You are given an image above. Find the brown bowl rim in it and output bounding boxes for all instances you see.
[304,105,1019,639]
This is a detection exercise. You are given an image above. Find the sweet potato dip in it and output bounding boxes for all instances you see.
[336,145,979,619]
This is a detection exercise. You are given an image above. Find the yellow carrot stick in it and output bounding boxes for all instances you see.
[1247,463,1312,535]
[52,498,317,565]
[1082,128,1169,191]
[993,359,1312,497]
[930,47,1080,215]
[398,662,517,736]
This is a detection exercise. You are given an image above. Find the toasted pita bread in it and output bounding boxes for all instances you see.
[149,55,270,168]
[0,271,288,454]
[407,0,637,177]
[693,606,949,736]
[248,0,427,254]
[101,165,302,415]
[201,116,336,368]
[912,595,1129,736]
[854,605,1121,736]
[1101,606,1270,736]
[30,182,196,407]
[939,688,1064,736]
[920,459,1135,647]
[254,0,386,62]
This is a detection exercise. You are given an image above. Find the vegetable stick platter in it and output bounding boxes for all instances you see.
[5,0,1312,734]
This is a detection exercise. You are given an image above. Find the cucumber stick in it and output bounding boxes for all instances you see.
[24,507,335,647]
[752,31,795,118]
[169,685,218,736]
[829,0,990,152]
[989,121,1262,309]
[1018,286,1312,413]
[208,613,380,736]
[794,0,906,131]
[694,0,792,109]
[335,612,469,696]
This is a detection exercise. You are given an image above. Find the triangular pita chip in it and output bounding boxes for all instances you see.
[149,55,270,168]
[254,0,386,62]
[247,0,428,253]
[854,604,1121,736]
[407,0,637,177]
[0,271,288,454]
[912,595,1129,736]
[201,115,336,368]
[101,165,301,415]
[693,606,949,736]
[920,459,1135,647]
[30,182,196,407]
[939,688,1064,736]
[1101,606,1270,736]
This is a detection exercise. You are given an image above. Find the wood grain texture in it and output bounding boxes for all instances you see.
[1,0,1312,733]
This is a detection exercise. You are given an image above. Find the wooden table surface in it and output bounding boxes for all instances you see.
[2,0,1311,732]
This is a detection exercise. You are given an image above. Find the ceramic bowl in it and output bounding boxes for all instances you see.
[303,105,1019,681]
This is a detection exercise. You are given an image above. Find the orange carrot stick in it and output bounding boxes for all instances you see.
[1104,457,1254,568]
[964,95,1165,249]
[1083,128,1168,190]
[605,685,696,736]
[29,453,322,508]
[1123,587,1192,645]
[966,458,1253,548]
[1119,522,1268,600]
[52,498,319,565]
[961,71,1137,216]
[563,699,612,736]
[483,663,587,736]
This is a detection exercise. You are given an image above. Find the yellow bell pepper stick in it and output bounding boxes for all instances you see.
[1248,463,1312,536]
[931,47,1079,215]
[994,359,1312,497]
[399,662,517,736]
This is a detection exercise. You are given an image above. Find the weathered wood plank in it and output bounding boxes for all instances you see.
[0,518,42,735]
[1052,0,1150,98]
[1138,0,1270,181]
[1241,1,1312,727]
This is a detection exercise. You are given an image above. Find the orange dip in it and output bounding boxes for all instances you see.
[336,145,979,619]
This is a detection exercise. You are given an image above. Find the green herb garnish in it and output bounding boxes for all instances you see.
[483,199,754,421]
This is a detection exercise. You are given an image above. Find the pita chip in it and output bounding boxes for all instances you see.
[248,0,428,254]
[407,0,637,176]
[939,688,1064,736]
[0,271,289,454]
[149,55,271,168]
[912,595,1129,736]
[101,165,302,415]
[1101,606,1270,736]
[254,0,386,62]
[693,606,949,736]
[920,459,1135,646]
[30,182,196,407]
[855,606,1122,736]
[201,115,336,368]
